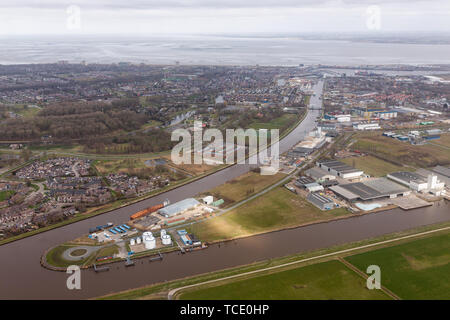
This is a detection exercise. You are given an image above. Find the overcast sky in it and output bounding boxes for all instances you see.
[0,0,449,35]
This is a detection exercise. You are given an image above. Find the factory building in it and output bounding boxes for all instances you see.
[305,167,336,182]
[295,176,315,188]
[387,171,445,195]
[335,114,351,122]
[330,178,410,202]
[354,107,385,118]
[158,198,200,218]
[316,160,364,180]
[307,192,335,210]
[374,110,398,119]
[305,182,324,193]
[387,172,428,191]
[353,122,381,130]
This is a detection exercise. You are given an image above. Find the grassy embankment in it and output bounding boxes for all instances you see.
[346,232,450,299]
[180,228,450,299]
[45,243,119,269]
[180,260,389,300]
[98,222,450,300]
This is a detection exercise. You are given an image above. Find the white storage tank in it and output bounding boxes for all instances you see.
[160,229,167,237]
[143,232,156,250]
[136,236,142,244]
[130,238,136,246]
[161,234,172,246]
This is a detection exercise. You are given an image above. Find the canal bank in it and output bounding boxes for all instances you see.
[0,198,449,299]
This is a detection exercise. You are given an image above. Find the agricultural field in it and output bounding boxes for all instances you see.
[351,133,450,168]
[432,133,450,148]
[345,232,450,299]
[189,187,349,242]
[201,171,286,207]
[179,260,389,300]
[341,155,409,177]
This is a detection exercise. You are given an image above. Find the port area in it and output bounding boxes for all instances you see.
[42,202,212,270]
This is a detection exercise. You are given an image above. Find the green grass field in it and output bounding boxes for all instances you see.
[250,114,298,131]
[345,232,450,299]
[341,155,408,177]
[0,190,15,201]
[45,245,94,268]
[352,133,450,168]
[189,187,349,242]
[179,260,389,300]
[432,133,450,148]
[202,171,286,207]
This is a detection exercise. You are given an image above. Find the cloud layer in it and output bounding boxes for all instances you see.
[0,0,449,35]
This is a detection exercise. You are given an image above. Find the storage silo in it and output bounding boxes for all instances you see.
[161,234,172,245]
[160,229,167,237]
[143,232,156,250]
[136,236,142,244]
[130,238,136,246]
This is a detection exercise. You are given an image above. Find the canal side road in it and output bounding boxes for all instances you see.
[168,225,450,300]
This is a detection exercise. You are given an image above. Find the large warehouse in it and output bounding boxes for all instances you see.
[316,160,364,180]
[158,198,200,218]
[387,171,445,194]
[330,178,410,202]
[307,192,335,210]
[305,167,336,181]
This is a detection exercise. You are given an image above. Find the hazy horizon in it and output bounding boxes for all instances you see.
[1,0,449,35]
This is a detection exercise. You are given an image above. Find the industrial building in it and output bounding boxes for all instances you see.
[307,192,335,210]
[330,178,410,202]
[353,122,381,130]
[305,167,336,181]
[354,107,385,118]
[158,198,200,218]
[316,160,364,180]
[289,146,314,158]
[387,171,445,195]
[305,182,324,193]
[295,176,315,188]
[374,110,398,119]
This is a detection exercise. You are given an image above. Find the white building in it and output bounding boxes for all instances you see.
[317,160,364,180]
[202,196,214,205]
[387,171,445,194]
[336,115,351,122]
[353,123,381,130]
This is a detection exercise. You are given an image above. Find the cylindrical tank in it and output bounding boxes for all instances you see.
[161,234,172,245]
[143,232,156,250]
[130,238,136,246]
[136,236,142,244]
[160,229,167,237]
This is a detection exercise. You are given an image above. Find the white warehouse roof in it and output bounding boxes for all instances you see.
[158,198,200,217]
